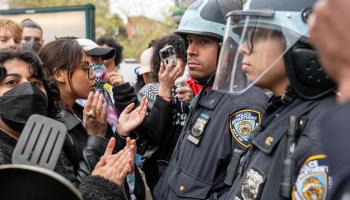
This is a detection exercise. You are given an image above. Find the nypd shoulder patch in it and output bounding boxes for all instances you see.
[292,154,330,200]
[229,110,261,148]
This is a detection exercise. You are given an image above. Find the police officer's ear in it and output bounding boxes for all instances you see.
[53,69,66,84]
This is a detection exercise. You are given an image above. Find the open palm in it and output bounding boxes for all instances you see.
[117,96,148,136]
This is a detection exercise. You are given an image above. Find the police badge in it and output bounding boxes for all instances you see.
[229,110,261,148]
[188,113,210,145]
[239,168,266,200]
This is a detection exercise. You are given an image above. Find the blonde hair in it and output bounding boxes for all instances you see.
[0,19,22,40]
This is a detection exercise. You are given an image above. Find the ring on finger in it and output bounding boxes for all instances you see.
[84,109,96,118]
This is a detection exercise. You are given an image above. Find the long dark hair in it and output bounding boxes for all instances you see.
[38,37,83,91]
[0,50,60,118]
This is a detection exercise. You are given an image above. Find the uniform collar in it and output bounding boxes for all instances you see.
[264,86,297,116]
[250,98,315,154]
[198,90,224,110]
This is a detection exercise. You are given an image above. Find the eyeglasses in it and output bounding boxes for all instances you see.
[80,61,95,80]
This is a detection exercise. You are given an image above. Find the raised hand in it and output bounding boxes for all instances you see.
[92,137,137,186]
[105,71,124,87]
[83,91,108,137]
[117,96,148,136]
[158,60,184,98]
[175,81,193,103]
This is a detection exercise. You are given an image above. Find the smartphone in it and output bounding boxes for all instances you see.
[159,45,177,67]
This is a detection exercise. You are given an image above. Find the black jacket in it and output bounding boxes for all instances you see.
[220,93,336,200]
[57,103,109,179]
[57,103,145,200]
[0,131,127,200]
[320,101,350,200]
[113,82,139,114]
[154,86,268,199]
[117,82,192,189]
[113,82,186,155]
[112,83,147,153]
[142,94,190,190]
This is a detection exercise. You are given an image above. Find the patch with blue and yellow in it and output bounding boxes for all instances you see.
[292,154,330,200]
[229,110,261,148]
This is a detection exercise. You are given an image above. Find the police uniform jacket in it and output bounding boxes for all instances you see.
[153,86,268,199]
[221,91,336,200]
[320,101,350,200]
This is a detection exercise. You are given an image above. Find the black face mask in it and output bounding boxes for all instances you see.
[0,82,48,133]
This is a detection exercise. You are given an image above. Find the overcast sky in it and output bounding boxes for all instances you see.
[109,0,175,23]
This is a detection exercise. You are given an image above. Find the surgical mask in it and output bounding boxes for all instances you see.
[0,82,48,133]
[22,41,41,52]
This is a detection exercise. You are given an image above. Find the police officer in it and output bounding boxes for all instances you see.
[153,0,268,199]
[212,0,337,199]
[309,0,350,199]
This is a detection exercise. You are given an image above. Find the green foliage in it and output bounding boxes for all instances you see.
[9,0,179,59]
[118,16,177,60]
[9,0,124,38]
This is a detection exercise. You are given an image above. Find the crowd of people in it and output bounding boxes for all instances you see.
[0,0,349,199]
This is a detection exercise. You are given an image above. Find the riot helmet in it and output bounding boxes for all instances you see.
[176,0,243,41]
[213,0,336,99]
[176,0,243,85]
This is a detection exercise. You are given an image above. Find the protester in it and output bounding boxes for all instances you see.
[138,33,191,189]
[21,19,44,53]
[39,37,148,199]
[96,36,123,73]
[0,19,22,53]
[138,47,157,85]
[0,50,136,200]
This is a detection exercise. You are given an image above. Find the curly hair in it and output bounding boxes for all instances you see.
[96,36,123,66]
[0,50,61,118]
[151,33,187,81]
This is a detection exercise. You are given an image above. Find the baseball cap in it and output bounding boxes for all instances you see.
[76,38,115,60]
[139,47,154,75]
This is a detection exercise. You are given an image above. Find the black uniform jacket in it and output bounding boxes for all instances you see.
[320,101,350,200]
[221,94,336,200]
[154,86,268,200]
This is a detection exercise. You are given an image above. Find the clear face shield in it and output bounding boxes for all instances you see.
[213,10,303,94]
